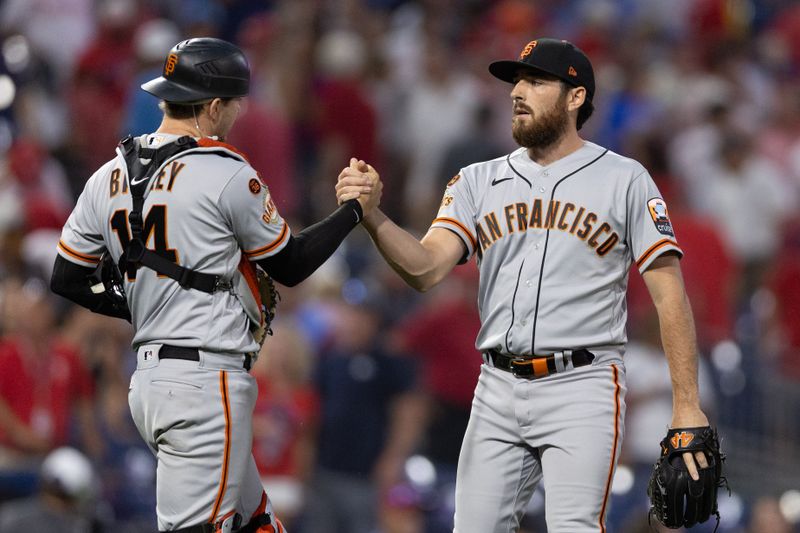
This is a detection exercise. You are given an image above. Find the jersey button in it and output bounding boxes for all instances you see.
[542,170,549,177]
[534,244,540,250]
[521,320,527,326]
[539,186,546,193]
[525,280,532,287]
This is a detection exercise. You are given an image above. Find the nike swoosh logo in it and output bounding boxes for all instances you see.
[130,175,150,186]
[491,177,513,186]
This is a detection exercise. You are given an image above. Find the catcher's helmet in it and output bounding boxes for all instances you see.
[141,37,250,103]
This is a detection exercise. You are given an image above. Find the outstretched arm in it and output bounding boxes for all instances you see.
[642,253,710,479]
[337,161,465,292]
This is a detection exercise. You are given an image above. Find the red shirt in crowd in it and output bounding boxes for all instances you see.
[399,298,483,409]
[0,338,94,449]
[252,376,319,477]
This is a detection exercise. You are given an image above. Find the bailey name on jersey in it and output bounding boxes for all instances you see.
[108,162,187,197]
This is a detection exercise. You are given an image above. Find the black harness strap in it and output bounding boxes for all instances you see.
[169,523,215,533]
[119,135,231,294]
[163,512,269,533]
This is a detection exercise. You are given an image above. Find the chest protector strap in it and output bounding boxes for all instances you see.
[119,135,231,293]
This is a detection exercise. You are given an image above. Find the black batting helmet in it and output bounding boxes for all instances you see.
[141,37,250,103]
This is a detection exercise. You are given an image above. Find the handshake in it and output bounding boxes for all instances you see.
[336,158,383,219]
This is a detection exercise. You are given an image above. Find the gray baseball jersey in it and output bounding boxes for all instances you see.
[432,141,681,355]
[433,141,680,532]
[57,133,290,354]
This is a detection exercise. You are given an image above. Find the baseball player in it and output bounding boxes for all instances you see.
[50,38,380,532]
[337,38,711,532]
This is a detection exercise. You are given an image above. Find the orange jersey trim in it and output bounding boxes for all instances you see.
[244,223,289,258]
[57,240,101,264]
[209,371,232,524]
[432,217,478,251]
[635,238,680,268]
[598,364,622,532]
[197,137,251,163]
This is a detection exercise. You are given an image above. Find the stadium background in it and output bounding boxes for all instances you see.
[0,0,798,531]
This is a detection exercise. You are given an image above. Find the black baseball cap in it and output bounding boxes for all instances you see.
[489,38,595,101]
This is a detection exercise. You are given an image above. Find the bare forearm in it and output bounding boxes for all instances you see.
[643,255,708,428]
[658,290,701,410]
[362,210,444,291]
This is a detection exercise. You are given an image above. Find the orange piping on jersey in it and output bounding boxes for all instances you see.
[57,240,101,264]
[197,137,251,163]
[635,238,681,268]
[238,257,263,322]
[209,371,232,524]
[244,222,289,258]
[432,217,478,251]
[598,364,621,533]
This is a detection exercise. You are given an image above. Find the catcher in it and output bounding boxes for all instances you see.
[50,37,380,532]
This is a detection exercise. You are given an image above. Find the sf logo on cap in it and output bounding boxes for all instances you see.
[165,53,179,76]
[519,40,537,60]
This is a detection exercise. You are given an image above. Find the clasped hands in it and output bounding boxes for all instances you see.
[336,158,382,218]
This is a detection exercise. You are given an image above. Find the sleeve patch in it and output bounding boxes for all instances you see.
[248,178,262,195]
[440,194,454,208]
[261,187,279,225]
[447,174,461,187]
[647,197,675,237]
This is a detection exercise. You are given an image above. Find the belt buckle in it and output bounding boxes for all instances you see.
[509,356,533,378]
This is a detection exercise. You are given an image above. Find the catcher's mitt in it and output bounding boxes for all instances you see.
[250,267,279,346]
[236,258,280,347]
[648,426,727,530]
[89,252,131,321]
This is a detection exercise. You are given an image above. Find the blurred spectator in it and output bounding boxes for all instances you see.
[121,18,182,137]
[698,130,796,300]
[0,447,106,533]
[747,496,793,533]
[0,0,95,86]
[66,0,140,174]
[767,225,800,380]
[251,321,319,529]
[302,297,425,533]
[0,279,100,471]
[397,34,481,230]
[437,102,506,190]
[309,29,380,220]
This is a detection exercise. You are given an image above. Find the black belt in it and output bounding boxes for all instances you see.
[159,345,252,371]
[486,348,595,379]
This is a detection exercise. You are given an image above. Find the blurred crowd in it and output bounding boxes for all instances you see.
[0,0,799,532]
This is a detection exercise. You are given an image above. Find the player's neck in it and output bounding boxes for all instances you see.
[525,131,585,166]
[155,116,209,140]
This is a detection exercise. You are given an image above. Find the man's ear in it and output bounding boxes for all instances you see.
[206,98,222,119]
[568,87,586,112]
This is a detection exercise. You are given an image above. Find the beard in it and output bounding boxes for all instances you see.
[511,95,569,150]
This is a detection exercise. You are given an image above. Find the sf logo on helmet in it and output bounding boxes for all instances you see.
[164,54,179,76]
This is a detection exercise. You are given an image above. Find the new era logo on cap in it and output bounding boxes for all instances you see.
[568,66,577,77]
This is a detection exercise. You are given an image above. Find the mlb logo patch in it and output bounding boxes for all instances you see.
[647,197,674,237]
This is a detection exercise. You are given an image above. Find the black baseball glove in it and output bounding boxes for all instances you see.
[648,426,727,530]
[89,252,131,321]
